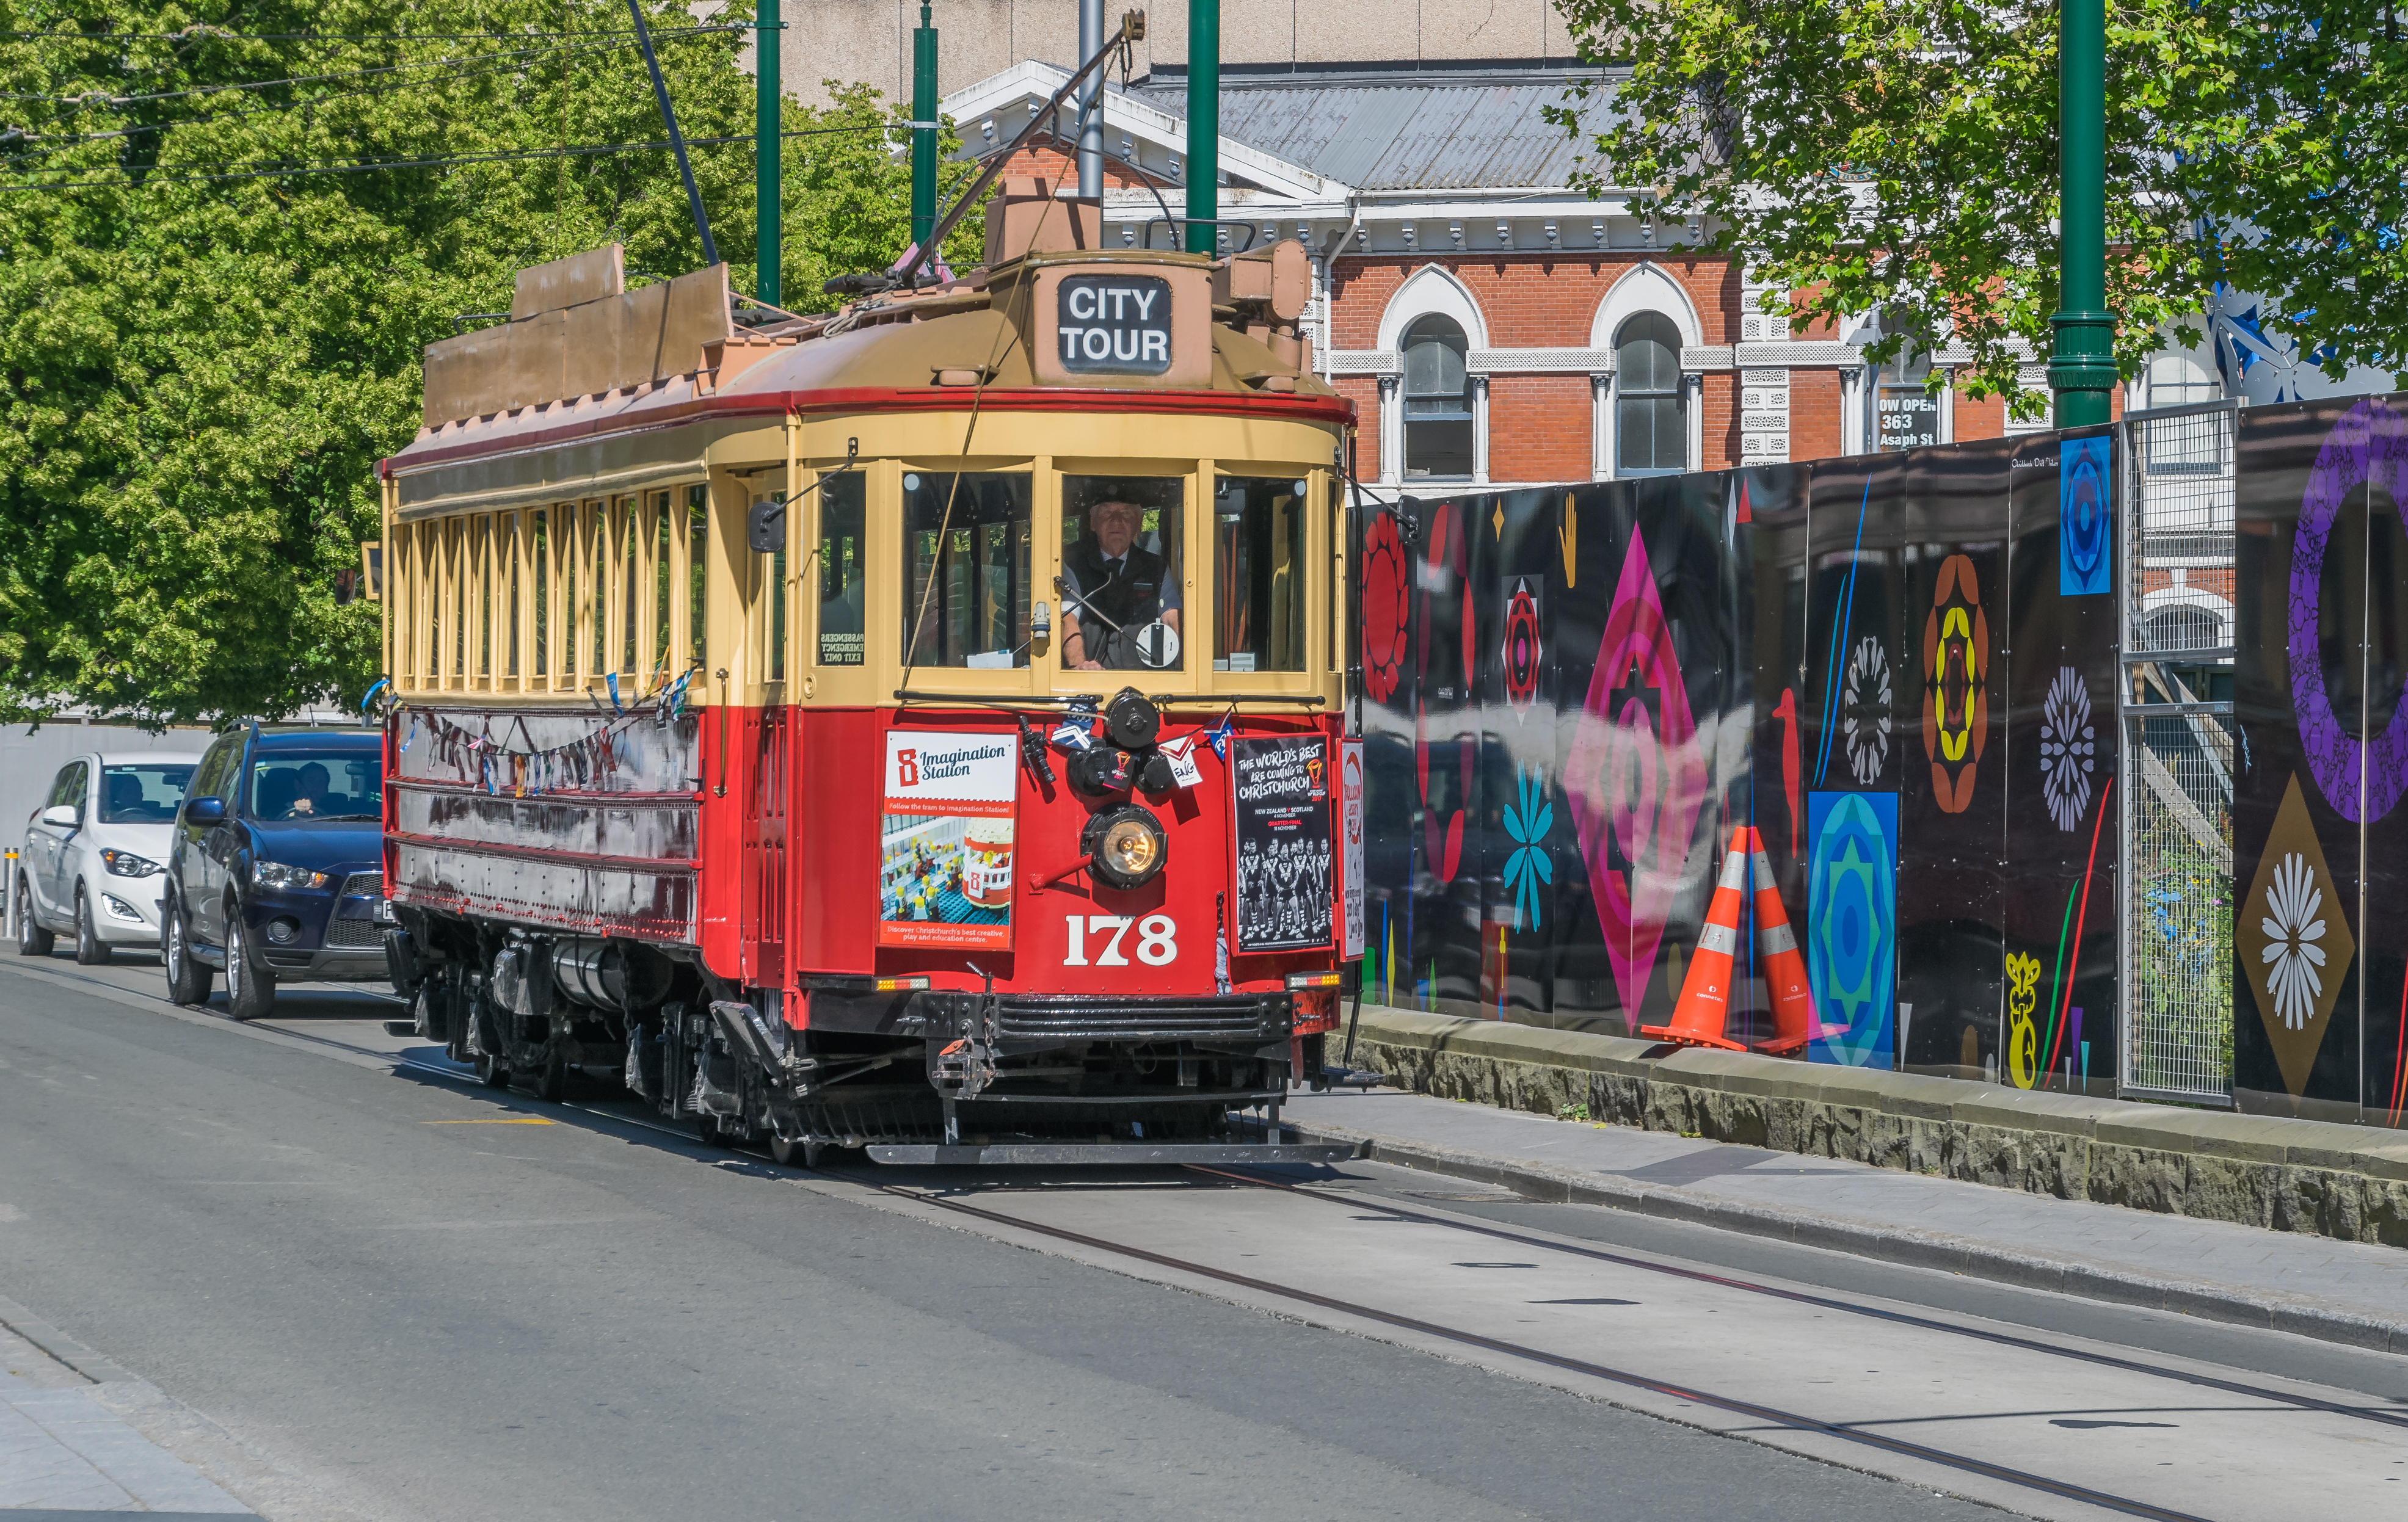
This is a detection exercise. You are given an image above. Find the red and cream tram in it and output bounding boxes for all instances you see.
[376,183,1364,1164]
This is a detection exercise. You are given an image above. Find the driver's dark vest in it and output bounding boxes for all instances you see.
[1063,536,1166,631]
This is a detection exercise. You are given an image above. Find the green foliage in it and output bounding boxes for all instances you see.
[0,0,976,725]
[1549,0,2404,410]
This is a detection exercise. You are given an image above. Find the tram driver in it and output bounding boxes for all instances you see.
[1060,482,1182,670]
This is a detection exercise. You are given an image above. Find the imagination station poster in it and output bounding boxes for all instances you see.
[878,730,1017,951]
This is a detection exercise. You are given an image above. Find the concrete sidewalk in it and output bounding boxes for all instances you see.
[1280,1087,2408,1355]
[0,1300,267,1519]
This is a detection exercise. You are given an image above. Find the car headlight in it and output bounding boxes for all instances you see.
[100,848,163,878]
[1082,804,1168,891]
[254,860,331,890]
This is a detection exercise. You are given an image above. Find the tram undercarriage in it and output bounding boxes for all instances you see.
[388,910,1351,1165]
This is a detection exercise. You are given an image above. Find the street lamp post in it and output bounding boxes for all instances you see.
[911,3,939,259]
[2048,0,2115,427]
[1185,0,1218,255]
[756,0,779,304]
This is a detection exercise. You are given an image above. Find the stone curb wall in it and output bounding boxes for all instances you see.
[1341,1006,2408,1247]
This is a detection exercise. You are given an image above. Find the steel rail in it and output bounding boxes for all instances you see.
[1180,1164,2408,1433]
[873,1178,2217,1522]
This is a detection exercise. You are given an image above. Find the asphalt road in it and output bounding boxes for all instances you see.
[2,948,2403,1522]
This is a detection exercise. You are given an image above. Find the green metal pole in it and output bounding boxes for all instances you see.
[2048,0,2114,427]
[911,3,939,261]
[756,0,779,304]
[1184,0,1218,255]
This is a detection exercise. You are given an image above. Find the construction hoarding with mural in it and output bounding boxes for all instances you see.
[2232,396,2408,1125]
[1355,427,2125,1092]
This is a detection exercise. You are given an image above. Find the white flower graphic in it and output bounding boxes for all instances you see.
[1844,636,1892,785]
[2259,851,2328,1032]
[2040,666,2095,830]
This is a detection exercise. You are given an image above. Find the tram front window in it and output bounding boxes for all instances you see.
[1211,476,1308,672]
[903,472,1032,669]
[817,472,866,666]
[1060,476,1184,672]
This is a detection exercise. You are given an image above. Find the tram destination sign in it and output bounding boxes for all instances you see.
[1055,274,1173,375]
[1232,736,1333,952]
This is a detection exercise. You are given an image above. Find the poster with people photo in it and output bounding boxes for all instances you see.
[1232,736,1333,952]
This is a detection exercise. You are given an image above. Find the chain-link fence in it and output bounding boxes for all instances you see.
[2119,400,2236,1103]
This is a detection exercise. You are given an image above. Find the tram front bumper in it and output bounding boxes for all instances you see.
[911,991,1294,1052]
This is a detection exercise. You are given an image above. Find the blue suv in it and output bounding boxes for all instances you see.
[162,727,389,1019]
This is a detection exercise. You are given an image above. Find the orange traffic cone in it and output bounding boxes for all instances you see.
[1640,828,1749,1051]
[1744,827,1840,1055]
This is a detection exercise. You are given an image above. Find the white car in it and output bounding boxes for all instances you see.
[12,750,206,963]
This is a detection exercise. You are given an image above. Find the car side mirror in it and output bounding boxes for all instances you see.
[746,498,785,553]
[40,804,76,828]
[184,796,226,826]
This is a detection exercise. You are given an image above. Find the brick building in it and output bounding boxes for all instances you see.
[939,60,2236,491]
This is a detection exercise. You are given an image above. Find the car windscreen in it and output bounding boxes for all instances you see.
[98,764,197,824]
[246,752,383,821]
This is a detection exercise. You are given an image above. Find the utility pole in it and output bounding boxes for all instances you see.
[2047,0,2114,427]
[1076,0,1103,199]
[911,2,939,261]
[1184,0,1218,255]
[756,0,779,304]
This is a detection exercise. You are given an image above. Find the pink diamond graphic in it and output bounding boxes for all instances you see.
[1565,526,1708,1029]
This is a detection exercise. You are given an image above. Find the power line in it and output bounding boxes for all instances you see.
[4,37,650,154]
[0,24,774,42]
[0,24,738,106]
[0,123,940,192]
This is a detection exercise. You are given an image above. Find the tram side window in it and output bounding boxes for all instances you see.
[902,472,1032,669]
[1060,475,1184,672]
[1211,477,1307,673]
[818,472,867,665]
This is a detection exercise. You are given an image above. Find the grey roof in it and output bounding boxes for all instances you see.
[1130,74,1615,192]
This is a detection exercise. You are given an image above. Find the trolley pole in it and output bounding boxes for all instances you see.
[1076,0,1104,199]
[910,2,939,260]
[755,0,780,305]
[1184,0,1218,255]
[2047,0,2114,428]
[624,0,718,269]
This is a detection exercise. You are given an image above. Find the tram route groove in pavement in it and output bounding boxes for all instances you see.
[1180,1165,2408,1432]
[18,954,2401,1437]
[868,1179,2213,1522]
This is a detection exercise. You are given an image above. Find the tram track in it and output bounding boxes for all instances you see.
[12,960,2400,1522]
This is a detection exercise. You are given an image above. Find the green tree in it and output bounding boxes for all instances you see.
[0,0,977,725]
[1549,0,2403,408]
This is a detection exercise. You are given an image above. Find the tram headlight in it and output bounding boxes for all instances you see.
[1082,804,1168,891]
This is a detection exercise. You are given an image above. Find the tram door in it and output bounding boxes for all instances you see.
[738,479,791,987]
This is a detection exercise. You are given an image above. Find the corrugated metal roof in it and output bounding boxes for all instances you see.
[1133,76,1607,192]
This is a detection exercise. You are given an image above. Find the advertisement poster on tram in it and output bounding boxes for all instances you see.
[1340,738,1366,959]
[877,731,1016,950]
[1233,736,1333,952]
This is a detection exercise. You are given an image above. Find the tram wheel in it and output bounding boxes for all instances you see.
[695,1113,741,1148]
[474,1048,511,1089]
[534,1054,569,1103]
[768,1134,820,1169]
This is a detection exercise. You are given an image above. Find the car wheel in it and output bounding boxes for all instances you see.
[223,909,275,1021]
[163,901,213,1006]
[73,885,111,966]
[13,876,55,958]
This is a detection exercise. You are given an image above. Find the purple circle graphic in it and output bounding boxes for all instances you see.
[2288,397,2408,822]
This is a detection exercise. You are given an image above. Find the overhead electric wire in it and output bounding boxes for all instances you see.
[2,24,777,42]
[2,37,655,154]
[0,121,942,193]
[0,23,738,106]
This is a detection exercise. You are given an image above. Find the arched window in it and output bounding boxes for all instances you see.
[1615,312,1685,475]
[1402,314,1474,479]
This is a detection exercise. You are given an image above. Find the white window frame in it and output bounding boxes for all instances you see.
[1590,263,1706,476]
[1377,266,1490,488]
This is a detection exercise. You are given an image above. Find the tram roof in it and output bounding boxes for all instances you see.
[385,245,1347,492]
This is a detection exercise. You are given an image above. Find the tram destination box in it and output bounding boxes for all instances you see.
[1019,253,1211,391]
